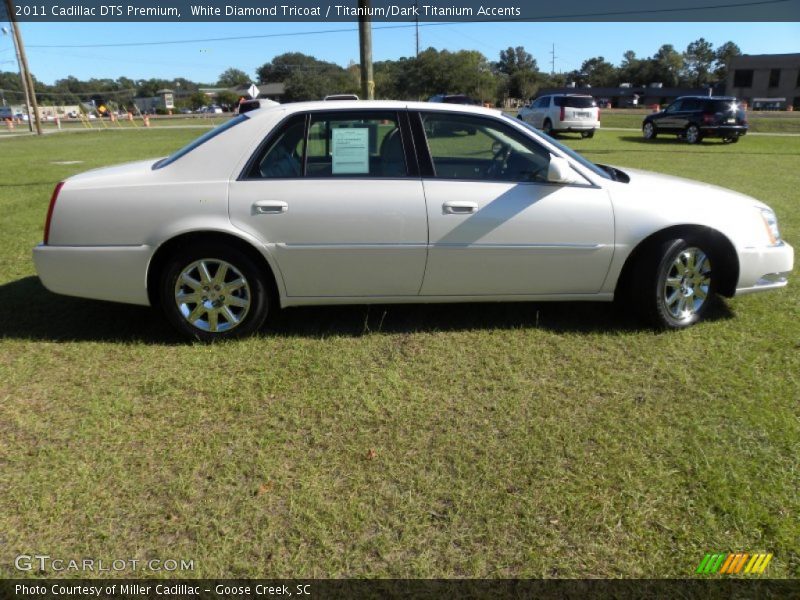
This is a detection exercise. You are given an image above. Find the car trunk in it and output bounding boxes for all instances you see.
[555,96,596,121]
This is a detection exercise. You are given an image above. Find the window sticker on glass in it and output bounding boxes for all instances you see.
[332,128,369,174]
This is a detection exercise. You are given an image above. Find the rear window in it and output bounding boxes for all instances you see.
[708,99,738,113]
[153,114,248,169]
[554,96,596,109]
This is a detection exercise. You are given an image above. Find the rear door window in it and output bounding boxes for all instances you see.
[305,112,408,178]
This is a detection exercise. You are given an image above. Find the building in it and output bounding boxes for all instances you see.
[534,85,717,109]
[725,53,800,110]
[133,89,175,113]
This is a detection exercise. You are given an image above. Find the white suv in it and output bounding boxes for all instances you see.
[518,94,600,138]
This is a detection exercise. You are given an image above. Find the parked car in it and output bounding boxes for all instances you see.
[428,94,480,105]
[518,94,600,138]
[0,107,13,120]
[237,98,280,114]
[642,96,748,144]
[323,94,359,101]
[34,101,792,340]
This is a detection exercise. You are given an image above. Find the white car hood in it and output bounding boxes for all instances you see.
[616,166,769,212]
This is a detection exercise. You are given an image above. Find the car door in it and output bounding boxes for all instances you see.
[416,111,614,296]
[228,110,428,298]
[534,97,550,128]
[657,99,685,132]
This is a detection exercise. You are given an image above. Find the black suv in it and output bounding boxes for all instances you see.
[642,96,747,144]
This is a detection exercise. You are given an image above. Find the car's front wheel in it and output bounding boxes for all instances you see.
[642,121,657,140]
[160,244,271,341]
[634,238,715,329]
[542,119,553,135]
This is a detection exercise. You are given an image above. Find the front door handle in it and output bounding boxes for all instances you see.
[253,200,288,214]
[443,200,478,215]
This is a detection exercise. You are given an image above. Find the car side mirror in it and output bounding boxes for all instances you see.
[547,156,581,184]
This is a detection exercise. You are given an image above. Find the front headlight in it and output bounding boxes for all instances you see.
[759,208,782,245]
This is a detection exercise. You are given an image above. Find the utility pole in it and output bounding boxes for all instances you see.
[1,25,32,131]
[358,0,374,100]
[550,43,557,75]
[415,0,419,57]
[3,0,42,134]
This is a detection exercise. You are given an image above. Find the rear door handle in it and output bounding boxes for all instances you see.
[253,200,288,214]
[443,200,478,215]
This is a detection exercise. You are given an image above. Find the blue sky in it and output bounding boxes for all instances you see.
[1,21,798,85]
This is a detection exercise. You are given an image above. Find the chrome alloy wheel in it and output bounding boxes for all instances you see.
[174,259,251,333]
[643,122,655,139]
[662,247,711,321]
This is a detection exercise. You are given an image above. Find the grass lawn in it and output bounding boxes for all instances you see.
[0,127,798,579]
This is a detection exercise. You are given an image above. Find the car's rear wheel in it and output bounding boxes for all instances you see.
[642,121,657,140]
[542,119,553,135]
[633,238,715,329]
[685,124,703,144]
[160,244,271,341]
[723,135,740,144]
[581,130,595,138]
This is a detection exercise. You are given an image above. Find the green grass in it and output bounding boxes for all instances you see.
[0,128,798,579]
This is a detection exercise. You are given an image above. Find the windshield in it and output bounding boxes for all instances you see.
[514,119,612,180]
[153,114,249,169]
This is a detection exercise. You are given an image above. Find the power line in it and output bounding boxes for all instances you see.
[27,23,426,49]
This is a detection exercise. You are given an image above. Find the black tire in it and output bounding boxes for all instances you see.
[542,119,553,135]
[632,238,716,329]
[685,124,703,144]
[581,130,595,139]
[723,135,740,144]
[642,121,657,140]
[160,243,272,341]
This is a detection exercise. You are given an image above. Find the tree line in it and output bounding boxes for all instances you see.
[0,38,740,109]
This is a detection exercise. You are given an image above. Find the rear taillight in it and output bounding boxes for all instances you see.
[44,181,64,245]
[559,106,565,121]
[702,113,715,125]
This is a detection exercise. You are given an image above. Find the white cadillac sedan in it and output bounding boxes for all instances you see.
[34,101,793,341]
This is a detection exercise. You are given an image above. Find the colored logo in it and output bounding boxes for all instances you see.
[696,553,773,575]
